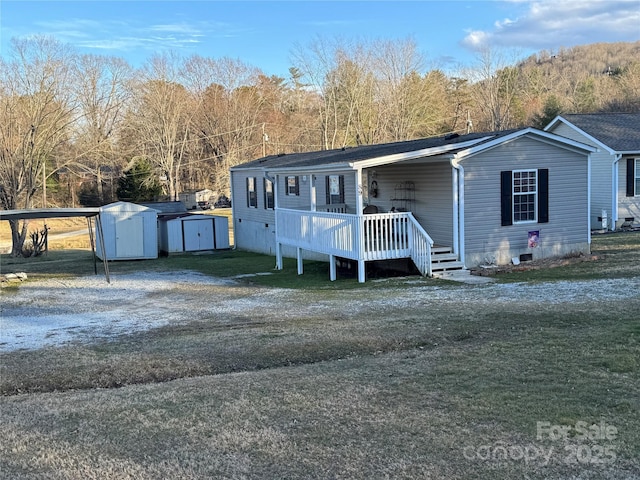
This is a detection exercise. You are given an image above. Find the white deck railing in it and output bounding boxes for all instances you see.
[276,208,434,277]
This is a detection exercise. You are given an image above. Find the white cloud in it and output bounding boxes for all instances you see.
[462,0,640,52]
[29,18,230,54]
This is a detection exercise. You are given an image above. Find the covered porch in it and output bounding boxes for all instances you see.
[267,155,467,282]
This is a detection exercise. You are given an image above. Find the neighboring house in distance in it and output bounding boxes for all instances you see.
[545,113,640,230]
[179,189,214,210]
[230,128,595,282]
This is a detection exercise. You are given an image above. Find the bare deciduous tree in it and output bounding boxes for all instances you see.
[0,36,76,255]
[71,54,133,204]
[127,52,197,200]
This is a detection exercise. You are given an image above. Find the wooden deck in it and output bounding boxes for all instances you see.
[275,208,440,282]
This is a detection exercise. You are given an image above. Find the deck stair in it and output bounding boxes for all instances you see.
[430,246,466,276]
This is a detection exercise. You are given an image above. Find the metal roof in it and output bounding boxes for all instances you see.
[0,207,110,282]
[0,207,100,221]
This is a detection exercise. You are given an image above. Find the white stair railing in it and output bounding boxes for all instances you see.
[406,213,434,277]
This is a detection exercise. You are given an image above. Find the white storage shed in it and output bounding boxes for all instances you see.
[95,202,159,260]
[158,214,230,254]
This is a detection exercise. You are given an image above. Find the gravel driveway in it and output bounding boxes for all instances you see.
[1,271,639,352]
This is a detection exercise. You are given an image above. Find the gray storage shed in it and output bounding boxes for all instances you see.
[158,214,230,254]
[96,202,159,260]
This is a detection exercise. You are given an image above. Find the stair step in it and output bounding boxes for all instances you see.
[432,269,470,279]
[430,253,458,263]
[431,261,465,272]
[432,246,453,254]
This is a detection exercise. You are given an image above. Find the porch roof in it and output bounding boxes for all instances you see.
[233,131,513,172]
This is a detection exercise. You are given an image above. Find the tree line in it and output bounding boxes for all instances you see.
[1,35,638,255]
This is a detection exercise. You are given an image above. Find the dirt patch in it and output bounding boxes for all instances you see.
[2,269,639,353]
[471,252,600,276]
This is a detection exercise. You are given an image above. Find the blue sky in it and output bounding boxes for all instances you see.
[1,1,639,76]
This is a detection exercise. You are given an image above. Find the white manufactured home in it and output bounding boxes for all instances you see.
[230,128,595,282]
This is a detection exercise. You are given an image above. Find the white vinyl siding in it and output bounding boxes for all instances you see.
[231,169,276,223]
[463,136,588,262]
[548,122,612,227]
[362,161,453,247]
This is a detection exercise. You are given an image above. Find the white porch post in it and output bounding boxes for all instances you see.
[310,175,316,211]
[356,168,367,282]
[329,254,336,281]
[297,247,303,275]
[274,173,283,270]
[355,168,364,213]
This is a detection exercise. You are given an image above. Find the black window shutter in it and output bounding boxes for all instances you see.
[538,169,549,223]
[325,176,330,204]
[627,159,635,197]
[246,177,250,207]
[500,171,513,226]
[339,175,345,203]
[295,176,300,195]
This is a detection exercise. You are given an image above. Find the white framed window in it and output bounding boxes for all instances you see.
[286,176,299,196]
[513,170,537,223]
[326,174,344,204]
[247,177,257,208]
[264,178,274,209]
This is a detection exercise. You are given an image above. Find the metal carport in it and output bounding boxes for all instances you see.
[0,208,110,282]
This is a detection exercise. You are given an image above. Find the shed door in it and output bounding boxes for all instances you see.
[183,219,214,251]
[115,215,144,257]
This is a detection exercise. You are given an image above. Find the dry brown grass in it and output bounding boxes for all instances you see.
[0,209,234,252]
[0,217,92,251]
[0,232,638,479]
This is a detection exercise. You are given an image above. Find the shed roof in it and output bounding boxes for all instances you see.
[546,113,640,152]
[137,201,188,214]
[100,201,158,213]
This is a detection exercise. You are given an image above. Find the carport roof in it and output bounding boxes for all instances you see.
[0,207,109,283]
[0,208,100,221]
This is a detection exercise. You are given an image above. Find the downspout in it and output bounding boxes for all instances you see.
[230,171,238,250]
[451,165,459,256]
[588,153,592,246]
[612,154,622,231]
[450,158,465,266]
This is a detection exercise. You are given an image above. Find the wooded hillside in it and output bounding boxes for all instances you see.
[1,37,638,227]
